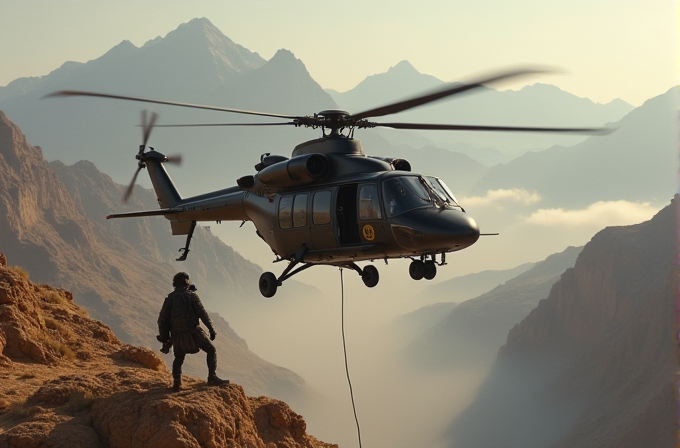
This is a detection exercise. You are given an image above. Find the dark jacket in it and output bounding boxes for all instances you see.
[158,288,215,352]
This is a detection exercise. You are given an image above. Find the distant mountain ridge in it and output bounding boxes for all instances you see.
[326,60,445,111]
[0,18,265,102]
[0,17,336,191]
[423,261,535,303]
[468,88,678,206]
[328,61,634,154]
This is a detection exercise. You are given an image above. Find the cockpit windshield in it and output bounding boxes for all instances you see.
[382,176,432,217]
[382,175,464,217]
[424,176,462,208]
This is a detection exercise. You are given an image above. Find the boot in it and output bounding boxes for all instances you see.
[172,376,181,392]
[207,373,229,386]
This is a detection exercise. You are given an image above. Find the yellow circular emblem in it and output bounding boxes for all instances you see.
[362,224,375,241]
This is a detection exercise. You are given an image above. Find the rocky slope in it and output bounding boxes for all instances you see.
[0,254,335,448]
[0,110,311,405]
[448,198,678,448]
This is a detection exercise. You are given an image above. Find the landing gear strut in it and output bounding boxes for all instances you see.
[259,243,311,298]
[257,245,381,297]
[176,221,196,261]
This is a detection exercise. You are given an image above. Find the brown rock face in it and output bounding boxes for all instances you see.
[0,110,310,403]
[0,255,335,448]
[449,198,678,448]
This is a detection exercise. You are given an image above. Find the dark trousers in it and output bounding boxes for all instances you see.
[172,334,217,379]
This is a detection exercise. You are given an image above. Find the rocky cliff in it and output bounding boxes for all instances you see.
[0,254,335,448]
[448,198,678,448]
[0,110,311,405]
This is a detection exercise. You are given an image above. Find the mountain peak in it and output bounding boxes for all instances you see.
[272,47,298,60]
[174,17,219,35]
[388,60,419,75]
[136,18,265,81]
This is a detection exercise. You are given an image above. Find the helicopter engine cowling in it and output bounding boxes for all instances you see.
[368,156,411,172]
[256,153,331,187]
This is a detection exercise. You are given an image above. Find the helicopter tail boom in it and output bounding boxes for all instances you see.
[145,155,182,208]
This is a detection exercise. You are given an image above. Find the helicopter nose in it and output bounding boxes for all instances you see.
[390,208,480,253]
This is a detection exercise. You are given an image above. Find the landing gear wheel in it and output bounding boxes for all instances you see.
[361,265,380,288]
[409,260,425,280]
[423,261,437,280]
[259,272,278,298]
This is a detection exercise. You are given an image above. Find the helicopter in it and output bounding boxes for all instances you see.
[48,68,611,297]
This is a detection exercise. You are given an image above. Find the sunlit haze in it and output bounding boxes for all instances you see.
[1,0,676,106]
[0,2,677,447]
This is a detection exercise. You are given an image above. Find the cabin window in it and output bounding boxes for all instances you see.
[278,196,293,229]
[293,194,308,228]
[359,184,382,220]
[313,191,331,225]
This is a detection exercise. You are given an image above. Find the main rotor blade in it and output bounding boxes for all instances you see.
[123,166,143,203]
[351,68,551,120]
[45,90,300,120]
[374,122,615,135]
[151,122,297,127]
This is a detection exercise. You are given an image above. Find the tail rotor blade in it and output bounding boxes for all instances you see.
[123,165,143,203]
[141,110,158,147]
[165,154,183,165]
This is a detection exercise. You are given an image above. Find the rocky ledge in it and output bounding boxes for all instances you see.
[0,253,335,448]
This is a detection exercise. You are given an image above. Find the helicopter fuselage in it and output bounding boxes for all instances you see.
[142,136,480,266]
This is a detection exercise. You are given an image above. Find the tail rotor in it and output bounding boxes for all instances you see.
[122,110,159,203]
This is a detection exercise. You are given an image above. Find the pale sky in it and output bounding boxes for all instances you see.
[0,0,676,106]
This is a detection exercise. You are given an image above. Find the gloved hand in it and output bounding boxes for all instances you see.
[209,330,216,341]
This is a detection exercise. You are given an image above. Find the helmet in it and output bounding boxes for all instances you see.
[172,272,190,288]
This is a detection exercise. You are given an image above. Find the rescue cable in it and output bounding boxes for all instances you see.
[340,268,363,448]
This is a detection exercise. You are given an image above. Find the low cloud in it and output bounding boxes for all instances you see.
[461,189,542,207]
[525,200,661,227]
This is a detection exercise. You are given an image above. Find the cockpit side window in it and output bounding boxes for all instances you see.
[382,177,431,217]
[424,176,461,208]
[359,184,382,220]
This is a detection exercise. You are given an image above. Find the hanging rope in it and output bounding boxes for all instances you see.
[340,268,363,448]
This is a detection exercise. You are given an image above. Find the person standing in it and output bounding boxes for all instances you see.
[157,272,228,392]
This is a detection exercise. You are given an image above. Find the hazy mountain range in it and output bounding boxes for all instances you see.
[467,88,678,207]
[0,17,652,203]
[327,59,634,153]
